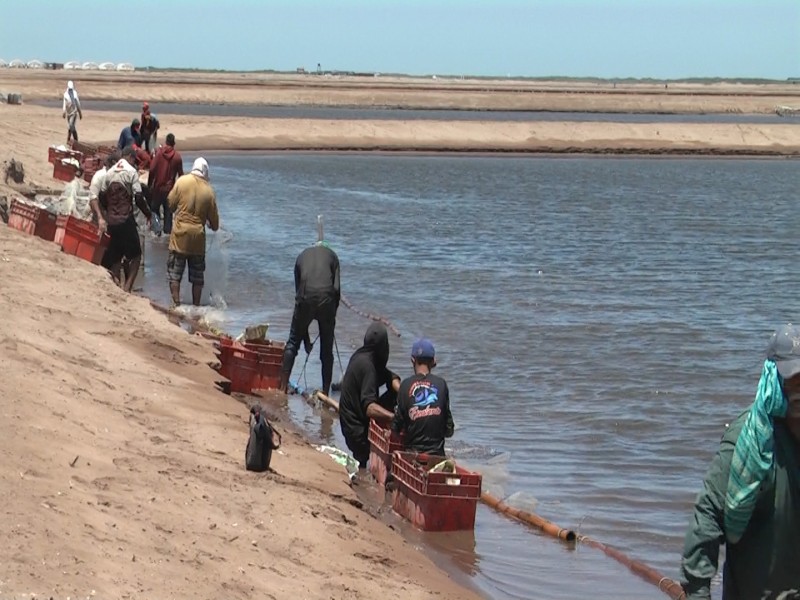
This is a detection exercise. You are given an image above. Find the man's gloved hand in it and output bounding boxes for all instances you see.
[303,336,313,354]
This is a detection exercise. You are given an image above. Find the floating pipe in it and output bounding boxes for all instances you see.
[305,389,685,600]
[578,536,686,600]
[314,391,340,412]
[480,490,576,542]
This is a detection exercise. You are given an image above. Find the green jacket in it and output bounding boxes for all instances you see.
[680,413,800,599]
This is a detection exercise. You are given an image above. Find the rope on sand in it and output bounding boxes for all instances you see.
[340,293,401,337]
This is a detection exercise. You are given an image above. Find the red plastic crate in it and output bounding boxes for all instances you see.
[254,355,282,390]
[214,339,285,390]
[7,199,58,241]
[48,146,83,165]
[368,419,404,485]
[227,349,260,394]
[83,155,103,169]
[55,215,109,265]
[391,452,482,532]
[69,141,97,155]
[243,339,285,357]
[214,343,262,394]
[82,156,102,182]
[53,159,79,182]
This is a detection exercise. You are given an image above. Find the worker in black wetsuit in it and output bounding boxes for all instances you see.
[338,323,401,469]
[279,240,340,395]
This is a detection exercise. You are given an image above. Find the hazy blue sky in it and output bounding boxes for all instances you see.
[1,0,798,79]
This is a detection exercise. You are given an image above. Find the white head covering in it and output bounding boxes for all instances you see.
[67,81,74,90]
[191,157,209,180]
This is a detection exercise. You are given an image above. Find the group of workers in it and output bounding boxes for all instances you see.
[277,240,454,470]
[116,102,160,170]
[62,81,798,600]
[62,82,218,304]
[62,81,159,162]
[87,145,217,301]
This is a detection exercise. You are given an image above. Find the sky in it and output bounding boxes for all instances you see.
[1,0,798,79]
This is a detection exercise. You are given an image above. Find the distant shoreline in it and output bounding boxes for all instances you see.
[1,69,799,198]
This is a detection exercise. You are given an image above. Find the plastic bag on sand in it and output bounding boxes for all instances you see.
[150,213,162,236]
[205,230,229,308]
[315,445,359,479]
[31,178,92,220]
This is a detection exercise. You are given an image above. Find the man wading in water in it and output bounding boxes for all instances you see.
[166,157,219,307]
[279,236,340,395]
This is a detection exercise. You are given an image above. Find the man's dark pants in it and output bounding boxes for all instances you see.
[343,433,370,470]
[281,294,337,394]
[150,190,172,234]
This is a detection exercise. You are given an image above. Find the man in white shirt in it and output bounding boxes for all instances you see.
[88,151,120,232]
[62,81,83,145]
[98,146,152,292]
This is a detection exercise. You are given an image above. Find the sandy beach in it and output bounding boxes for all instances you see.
[0,69,799,598]
[1,69,800,198]
[0,223,482,599]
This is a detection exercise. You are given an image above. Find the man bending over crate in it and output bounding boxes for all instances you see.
[392,338,454,457]
[99,146,152,292]
[339,323,401,469]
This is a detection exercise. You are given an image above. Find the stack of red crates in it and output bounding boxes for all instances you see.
[48,146,84,182]
[368,419,404,485]
[48,146,83,165]
[391,452,482,532]
[52,158,80,182]
[7,199,59,241]
[54,215,109,265]
[82,155,103,183]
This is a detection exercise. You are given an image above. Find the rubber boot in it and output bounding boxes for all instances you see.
[278,370,290,394]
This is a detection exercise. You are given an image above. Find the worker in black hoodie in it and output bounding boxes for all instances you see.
[279,240,340,395]
[338,323,401,469]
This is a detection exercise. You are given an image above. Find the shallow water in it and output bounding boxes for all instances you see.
[32,99,791,124]
[140,153,798,599]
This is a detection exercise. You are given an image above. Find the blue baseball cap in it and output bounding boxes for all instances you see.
[411,338,435,360]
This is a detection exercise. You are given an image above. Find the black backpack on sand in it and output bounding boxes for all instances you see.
[245,404,281,472]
